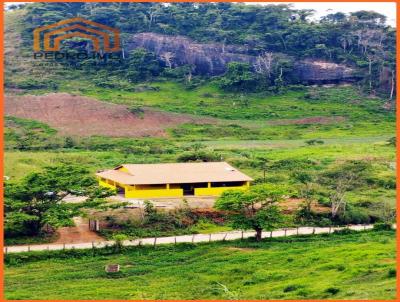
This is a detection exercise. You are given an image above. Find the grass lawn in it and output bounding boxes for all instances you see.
[4,230,396,300]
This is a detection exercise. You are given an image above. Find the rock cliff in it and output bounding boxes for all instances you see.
[126,32,360,83]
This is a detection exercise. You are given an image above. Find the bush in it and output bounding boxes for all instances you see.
[129,105,145,117]
[10,78,58,90]
[305,139,324,145]
[333,228,356,235]
[373,222,393,231]
[335,206,370,225]
[325,287,340,295]
[283,284,301,292]
[388,268,396,278]
[177,150,220,162]
[112,234,128,253]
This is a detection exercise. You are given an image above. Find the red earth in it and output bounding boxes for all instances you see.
[54,217,103,244]
[5,93,211,137]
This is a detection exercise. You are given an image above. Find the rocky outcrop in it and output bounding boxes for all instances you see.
[126,32,360,83]
[293,60,357,83]
[127,32,253,75]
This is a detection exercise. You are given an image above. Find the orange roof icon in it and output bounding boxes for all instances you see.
[33,17,120,52]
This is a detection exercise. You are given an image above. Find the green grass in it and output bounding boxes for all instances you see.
[4,230,396,300]
[11,78,395,140]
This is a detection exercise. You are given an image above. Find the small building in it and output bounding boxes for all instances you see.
[96,162,252,198]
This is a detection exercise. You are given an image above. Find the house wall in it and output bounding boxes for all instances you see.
[194,181,250,196]
[98,178,250,198]
[98,178,117,190]
[125,188,184,198]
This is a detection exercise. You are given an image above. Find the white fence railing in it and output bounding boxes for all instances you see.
[4,224,384,254]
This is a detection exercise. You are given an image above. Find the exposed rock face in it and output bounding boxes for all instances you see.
[127,32,253,75]
[293,60,357,83]
[127,32,359,83]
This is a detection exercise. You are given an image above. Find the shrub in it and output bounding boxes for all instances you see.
[177,151,220,162]
[129,105,145,117]
[333,228,356,235]
[305,139,324,145]
[335,206,370,225]
[325,287,340,295]
[283,284,301,292]
[112,234,128,253]
[373,222,393,231]
[388,268,396,278]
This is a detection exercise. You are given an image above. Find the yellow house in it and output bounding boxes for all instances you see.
[96,162,252,198]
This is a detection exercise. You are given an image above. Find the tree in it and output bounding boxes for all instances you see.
[318,161,371,219]
[160,52,175,69]
[218,62,259,92]
[126,48,162,83]
[4,164,112,237]
[214,184,286,241]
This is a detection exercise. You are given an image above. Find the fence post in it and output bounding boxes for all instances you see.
[241,230,244,240]
[154,237,157,247]
[209,233,212,242]
[223,233,227,241]
[174,236,177,245]
[192,234,195,243]
[5,247,7,255]
[313,227,315,234]
[284,228,287,237]
[28,245,30,252]
[270,231,272,238]
[296,227,299,235]
[329,226,332,234]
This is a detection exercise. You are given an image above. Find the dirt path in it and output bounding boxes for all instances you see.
[54,217,103,244]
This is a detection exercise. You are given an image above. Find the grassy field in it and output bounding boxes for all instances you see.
[4,230,396,300]
[5,133,395,206]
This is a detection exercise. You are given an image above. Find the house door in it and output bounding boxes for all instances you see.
[116,185,125,195]
[181,184,194,195]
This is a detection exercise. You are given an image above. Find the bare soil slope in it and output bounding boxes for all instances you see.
[5,93,210,137]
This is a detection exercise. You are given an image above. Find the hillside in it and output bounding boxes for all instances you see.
[5,3,396,97]
[3,3,397,300]
[5,230,396,300]
[5,93,212,137]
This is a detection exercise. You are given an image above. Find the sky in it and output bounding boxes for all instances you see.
[5,2,397,27]
[248,2,396,27]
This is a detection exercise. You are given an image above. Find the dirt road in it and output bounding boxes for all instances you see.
[54,217,103,244]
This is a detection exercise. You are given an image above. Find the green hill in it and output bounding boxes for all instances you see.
[5,230,396,300]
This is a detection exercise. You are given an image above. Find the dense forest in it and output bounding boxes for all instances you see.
[8,2,396,98]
